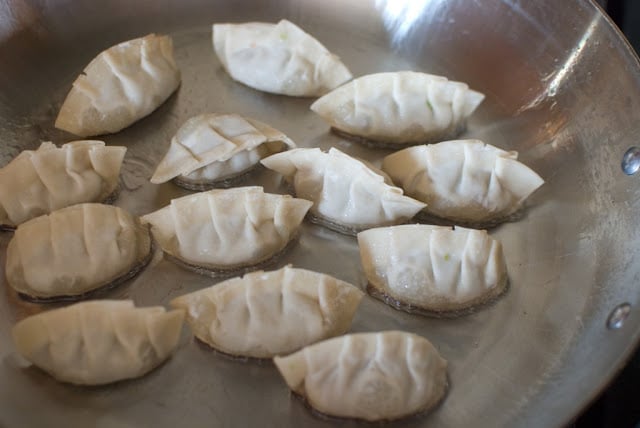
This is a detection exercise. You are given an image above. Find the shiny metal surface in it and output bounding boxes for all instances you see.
[608,303,633,330]
[1,0,639,427]
[622,146,640,175]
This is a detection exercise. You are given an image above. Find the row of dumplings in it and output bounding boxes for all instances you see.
[53,21,486,149]
[3,19,545,423]
[0,130,544,243]
[12,296,447,422]
[7,195,508,315]
[0,130,544,236]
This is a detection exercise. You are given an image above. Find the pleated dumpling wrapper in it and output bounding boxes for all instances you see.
[6,204,152,302]
[381,140,545,226]
[141,187,312,274]
[213,19,352,96]
[171,265,363,359]
[274,331,448,421]
[310,71,484,146]
[55,34,181,137]
[150,113,296,189]
[261,147,426,234]
[11,300,184,385]
[0,141,125,228]
[358,225,508,315]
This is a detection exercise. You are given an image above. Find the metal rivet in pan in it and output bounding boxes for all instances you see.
[607,303,631,330]
[621,147,640,175]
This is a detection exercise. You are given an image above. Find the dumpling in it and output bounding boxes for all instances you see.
[273,331,448,421]
[358,224,508,315]
[310,71,484,146]
[171,265,363,359]
[261,147,426,234]
[0,141,125,228]
[6,204,152,302]
[150,113,296,189]
[141,187,312,274]
[11,300,184,385]
[381,140,545,226]
[213,19,352,96]
[55,34,181,137]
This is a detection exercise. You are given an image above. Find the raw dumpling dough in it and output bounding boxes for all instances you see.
[213,19,352,96]
[55,34,181,137]
[11,300,184,385]
[0,141,125,228]
[358,224,508,314]
[6,204,152,301]
[151,113,296,189]
[141,187,312,273]
[274,331,448,421]
[382,140,545,225]
[261,147,426,234]
[171,265,363,358]
[310,71,485,145]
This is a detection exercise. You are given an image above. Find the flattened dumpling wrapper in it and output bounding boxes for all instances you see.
[151,113,295,184]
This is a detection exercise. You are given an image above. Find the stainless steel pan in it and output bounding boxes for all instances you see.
[1,0,639,426]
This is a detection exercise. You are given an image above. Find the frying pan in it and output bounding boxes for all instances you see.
[0,0,639,426]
